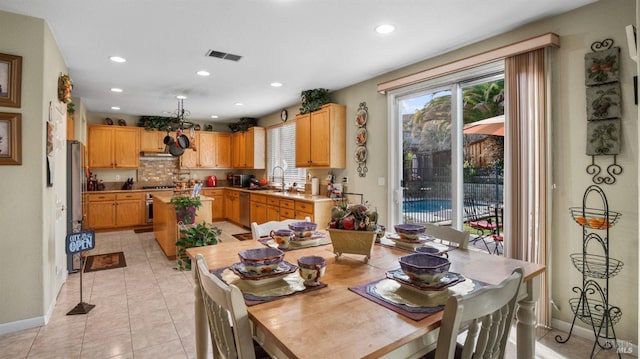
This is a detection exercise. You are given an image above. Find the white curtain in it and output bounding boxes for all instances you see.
[504,48,550,327]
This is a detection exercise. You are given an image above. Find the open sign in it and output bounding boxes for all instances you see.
[66,230,95,255]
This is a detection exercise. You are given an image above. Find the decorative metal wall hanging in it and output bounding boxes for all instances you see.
[355,102,368,177]
[583,39,623,184]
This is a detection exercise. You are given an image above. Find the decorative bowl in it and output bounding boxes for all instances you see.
[238,247,285,274]
[288,221,318,237]
[394,224,426,240]
[415,246,442,255]
[399,253,451,284]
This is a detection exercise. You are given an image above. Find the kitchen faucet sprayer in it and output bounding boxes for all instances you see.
[272,166,285,192]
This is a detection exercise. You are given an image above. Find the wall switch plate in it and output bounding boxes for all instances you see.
[115,175,120,181]
[342,176,349,183]
[378,177,385,186]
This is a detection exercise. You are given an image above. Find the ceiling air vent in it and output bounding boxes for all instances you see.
[206,49,242,62]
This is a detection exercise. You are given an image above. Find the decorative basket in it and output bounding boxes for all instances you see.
[569,207,621,229]
[327,229,376,263]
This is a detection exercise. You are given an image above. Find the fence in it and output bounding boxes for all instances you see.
[402,164,503,224]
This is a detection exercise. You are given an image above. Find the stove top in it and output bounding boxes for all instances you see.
[142,185,176,189]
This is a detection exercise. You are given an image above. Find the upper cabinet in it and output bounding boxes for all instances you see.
[88,125,140,168]
[295,103,346,168]
[180,131,232,169]
[139,129,165,152]
[232,127,265,169]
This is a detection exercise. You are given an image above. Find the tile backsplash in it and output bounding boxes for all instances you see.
[138,158,180,186]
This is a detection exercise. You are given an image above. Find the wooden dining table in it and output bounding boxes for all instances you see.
[187,237,545,359]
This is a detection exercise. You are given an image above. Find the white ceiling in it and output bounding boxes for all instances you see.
[0,0,596,123]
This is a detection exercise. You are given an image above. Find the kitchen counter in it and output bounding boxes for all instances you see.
[85,186,334,203]
[152,194,213,258]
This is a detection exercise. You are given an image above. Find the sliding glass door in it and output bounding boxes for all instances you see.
[387,62,504,232]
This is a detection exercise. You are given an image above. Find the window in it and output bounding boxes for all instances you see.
[266,122,306,187]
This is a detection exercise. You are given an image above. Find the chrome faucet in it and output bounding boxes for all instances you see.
[272,166,285,192]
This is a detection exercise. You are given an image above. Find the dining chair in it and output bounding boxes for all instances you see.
[195,254,271,359]
[423,267,524,359]
[463,196,500,252]
[423,223,470,249]
[489,206,504,255]
[250,216,312,240]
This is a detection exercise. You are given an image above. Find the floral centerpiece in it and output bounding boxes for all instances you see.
[327,201,383,263]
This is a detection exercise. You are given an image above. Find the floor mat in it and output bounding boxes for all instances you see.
[134,227,153,233]
[232,232,254,241]
[84,252,127,272]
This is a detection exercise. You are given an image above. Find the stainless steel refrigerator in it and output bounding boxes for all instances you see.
[66,140,85,273]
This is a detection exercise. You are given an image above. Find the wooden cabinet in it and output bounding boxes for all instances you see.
[232,127,265,169]
[279,199,296,221]
[67,115,74,140]
[201,188,225,221]
[140,129,166,152]
[295,103,346,168]
[250,194,268,224]
[225,189,241,225]
[88,125,140,168]
[86,192,145,229]
[181,132,232,169]
[152,194,213,258]
[266,196,280,222]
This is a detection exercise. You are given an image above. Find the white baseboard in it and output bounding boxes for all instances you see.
[0,316,44,336]
[551,319,638,357]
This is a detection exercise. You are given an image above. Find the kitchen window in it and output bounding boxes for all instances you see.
[266,122,306,186]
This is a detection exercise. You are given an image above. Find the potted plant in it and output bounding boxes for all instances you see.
[176,222,222,270]
[299,88,330,114]
[171,195,202,224]
[327,201,382,263]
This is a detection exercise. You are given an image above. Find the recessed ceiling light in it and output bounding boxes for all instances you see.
[235,102,243,106]
[110,88,123,93]
[162,111,171,114]
[375,24,395,34]
[196,70,210,77]
[176,95,187,100]
[270,82,283,87]
[109,56,126,63]
[211,115,219,119]
[111,106,120,110]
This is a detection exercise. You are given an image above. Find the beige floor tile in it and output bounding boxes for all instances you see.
[80,331,132,359]
[0,327,38,359]
[133,338,188,359]
[130,321,180,351]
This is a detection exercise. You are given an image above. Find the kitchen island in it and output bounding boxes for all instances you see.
[152,194,213,258]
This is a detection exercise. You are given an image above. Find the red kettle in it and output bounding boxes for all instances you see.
[207,176,217,187]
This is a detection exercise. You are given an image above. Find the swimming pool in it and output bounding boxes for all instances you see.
[403,199,452,213]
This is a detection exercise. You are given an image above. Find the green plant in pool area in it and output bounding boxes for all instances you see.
[176,222,221,270]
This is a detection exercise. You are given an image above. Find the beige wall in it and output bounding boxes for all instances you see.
[262,0,638,342]
[0,10,68,330]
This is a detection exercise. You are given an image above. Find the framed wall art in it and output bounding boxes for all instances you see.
[586,119,620,156]
[586,83,621,120]
[584,45,620,86]
[0,53,23,108]
[0,112,22,165]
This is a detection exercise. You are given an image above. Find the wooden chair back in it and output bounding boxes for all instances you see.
[250,216,312,240]
[433,267,524,359]
[195,253,257,359]
[423,223,470,249]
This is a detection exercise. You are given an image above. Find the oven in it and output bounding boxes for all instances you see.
[143,185,176,224]
[145,193,154,224]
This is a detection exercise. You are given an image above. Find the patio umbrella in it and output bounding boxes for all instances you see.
[463,114,504,136]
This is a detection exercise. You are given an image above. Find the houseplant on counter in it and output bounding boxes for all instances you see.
[176,222,222,270]
[327,201,382,263]
[171,195,202,224]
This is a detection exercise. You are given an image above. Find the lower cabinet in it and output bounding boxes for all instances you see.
[86,192,145,229]
[250,194,267,224]
[225,189,241,225]
[201,188,225,221]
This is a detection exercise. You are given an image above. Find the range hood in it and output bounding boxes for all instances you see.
[140,151,173,158]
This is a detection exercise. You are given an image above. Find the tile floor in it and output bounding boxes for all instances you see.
[0,222,632,359]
